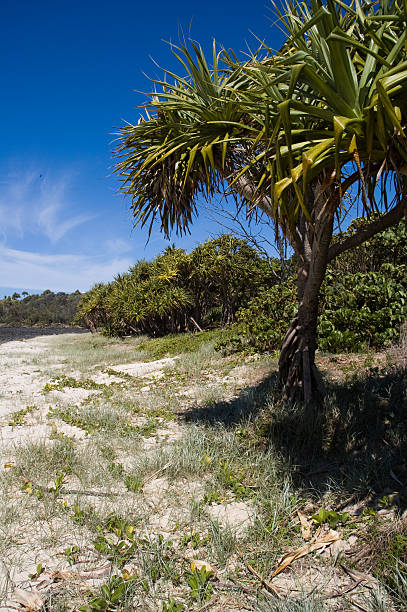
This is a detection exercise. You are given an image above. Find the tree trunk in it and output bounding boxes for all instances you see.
[278,179,336,403]
[84,314,97,334]
[278,279,324,404]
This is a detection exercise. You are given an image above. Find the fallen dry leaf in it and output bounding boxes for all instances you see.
[32,576,54,591]
[77,563,112,580]
[51,570,78,582]
[191,560,217,578]
[272,530,341,578]
[297,510,312,540]
[12,589,43,611]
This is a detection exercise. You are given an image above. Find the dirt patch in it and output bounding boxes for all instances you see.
[110,356,178,379]
[223,361,272,387]
[272,559,385,610]
[207,501,254,534]
[316,351,389,383]
[90,372,125,385]
[0,422,86,453]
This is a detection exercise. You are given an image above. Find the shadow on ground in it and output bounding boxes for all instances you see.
[182,371,278,425]
[180,362,407,510]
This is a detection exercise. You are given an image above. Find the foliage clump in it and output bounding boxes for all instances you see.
[77,220,406,354]
[75,235,278,337]
[219,219,407,354]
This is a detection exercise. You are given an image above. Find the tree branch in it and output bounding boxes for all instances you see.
[228,174,274,217]
[327,198,406,262]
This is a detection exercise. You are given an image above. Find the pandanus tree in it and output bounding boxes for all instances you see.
[114,0,407,402]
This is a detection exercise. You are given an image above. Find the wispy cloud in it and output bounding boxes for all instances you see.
[0,169,94,243]
[0,244,132,292]
[104,238,133,254]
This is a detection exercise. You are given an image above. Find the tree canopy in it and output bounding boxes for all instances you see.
[114,0,407,402]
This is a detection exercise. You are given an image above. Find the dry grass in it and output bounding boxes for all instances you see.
[388,322,407,370]
[0,330,406,610]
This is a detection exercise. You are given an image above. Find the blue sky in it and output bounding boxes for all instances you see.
[1,0,282,296]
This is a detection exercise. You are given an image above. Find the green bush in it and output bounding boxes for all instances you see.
[218,219,407,354]
[76,235,280,337]
[318,263,407,352]
[216,279,297,354]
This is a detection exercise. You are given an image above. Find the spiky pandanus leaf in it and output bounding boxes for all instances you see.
[114,43,262,237]
[247,0,407,223]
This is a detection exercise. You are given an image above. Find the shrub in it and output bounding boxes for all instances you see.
[76,235,280,337]
[219,219,407,354]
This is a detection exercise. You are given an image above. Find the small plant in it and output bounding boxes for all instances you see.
[8,405,36,427]
[181,531,208,549]
[64,545,80,565]
[187,566,213,605]
[49,424,73,441]
[47,405,98,434]
[70,503,97,525]
[52,469,68,493]
[107,461,124,478]
[42,375,106,393]
[312,509,350,529]
[124,475,143,493]
[21,480,44,500]
[236,428,248,439]
[79,574,136,611]
[140,534,178,585]
[93,534,137,569]
[47,405,138,436]
[162,597,184,611]
[362,507,378,518]
[218,461,251,500]
[29,563,45,580]
[202,490,223,505]
[378,495,396,509]
[102,513,136,540]
[137,418,159,438]
[105,368,133,381]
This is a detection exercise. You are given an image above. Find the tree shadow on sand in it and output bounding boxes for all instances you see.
[180,362,407,511]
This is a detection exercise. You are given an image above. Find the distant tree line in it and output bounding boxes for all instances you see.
[0,290,82,326]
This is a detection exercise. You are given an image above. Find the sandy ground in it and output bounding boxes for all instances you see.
[0,332,261,609]
[0,329,87,422]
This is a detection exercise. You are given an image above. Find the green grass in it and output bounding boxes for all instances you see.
[137,329,226,360]
[8,405,37,426]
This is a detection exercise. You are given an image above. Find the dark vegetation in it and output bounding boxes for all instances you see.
[0,289,82,327]
[77,218,407,355]
[223,218,407,354]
